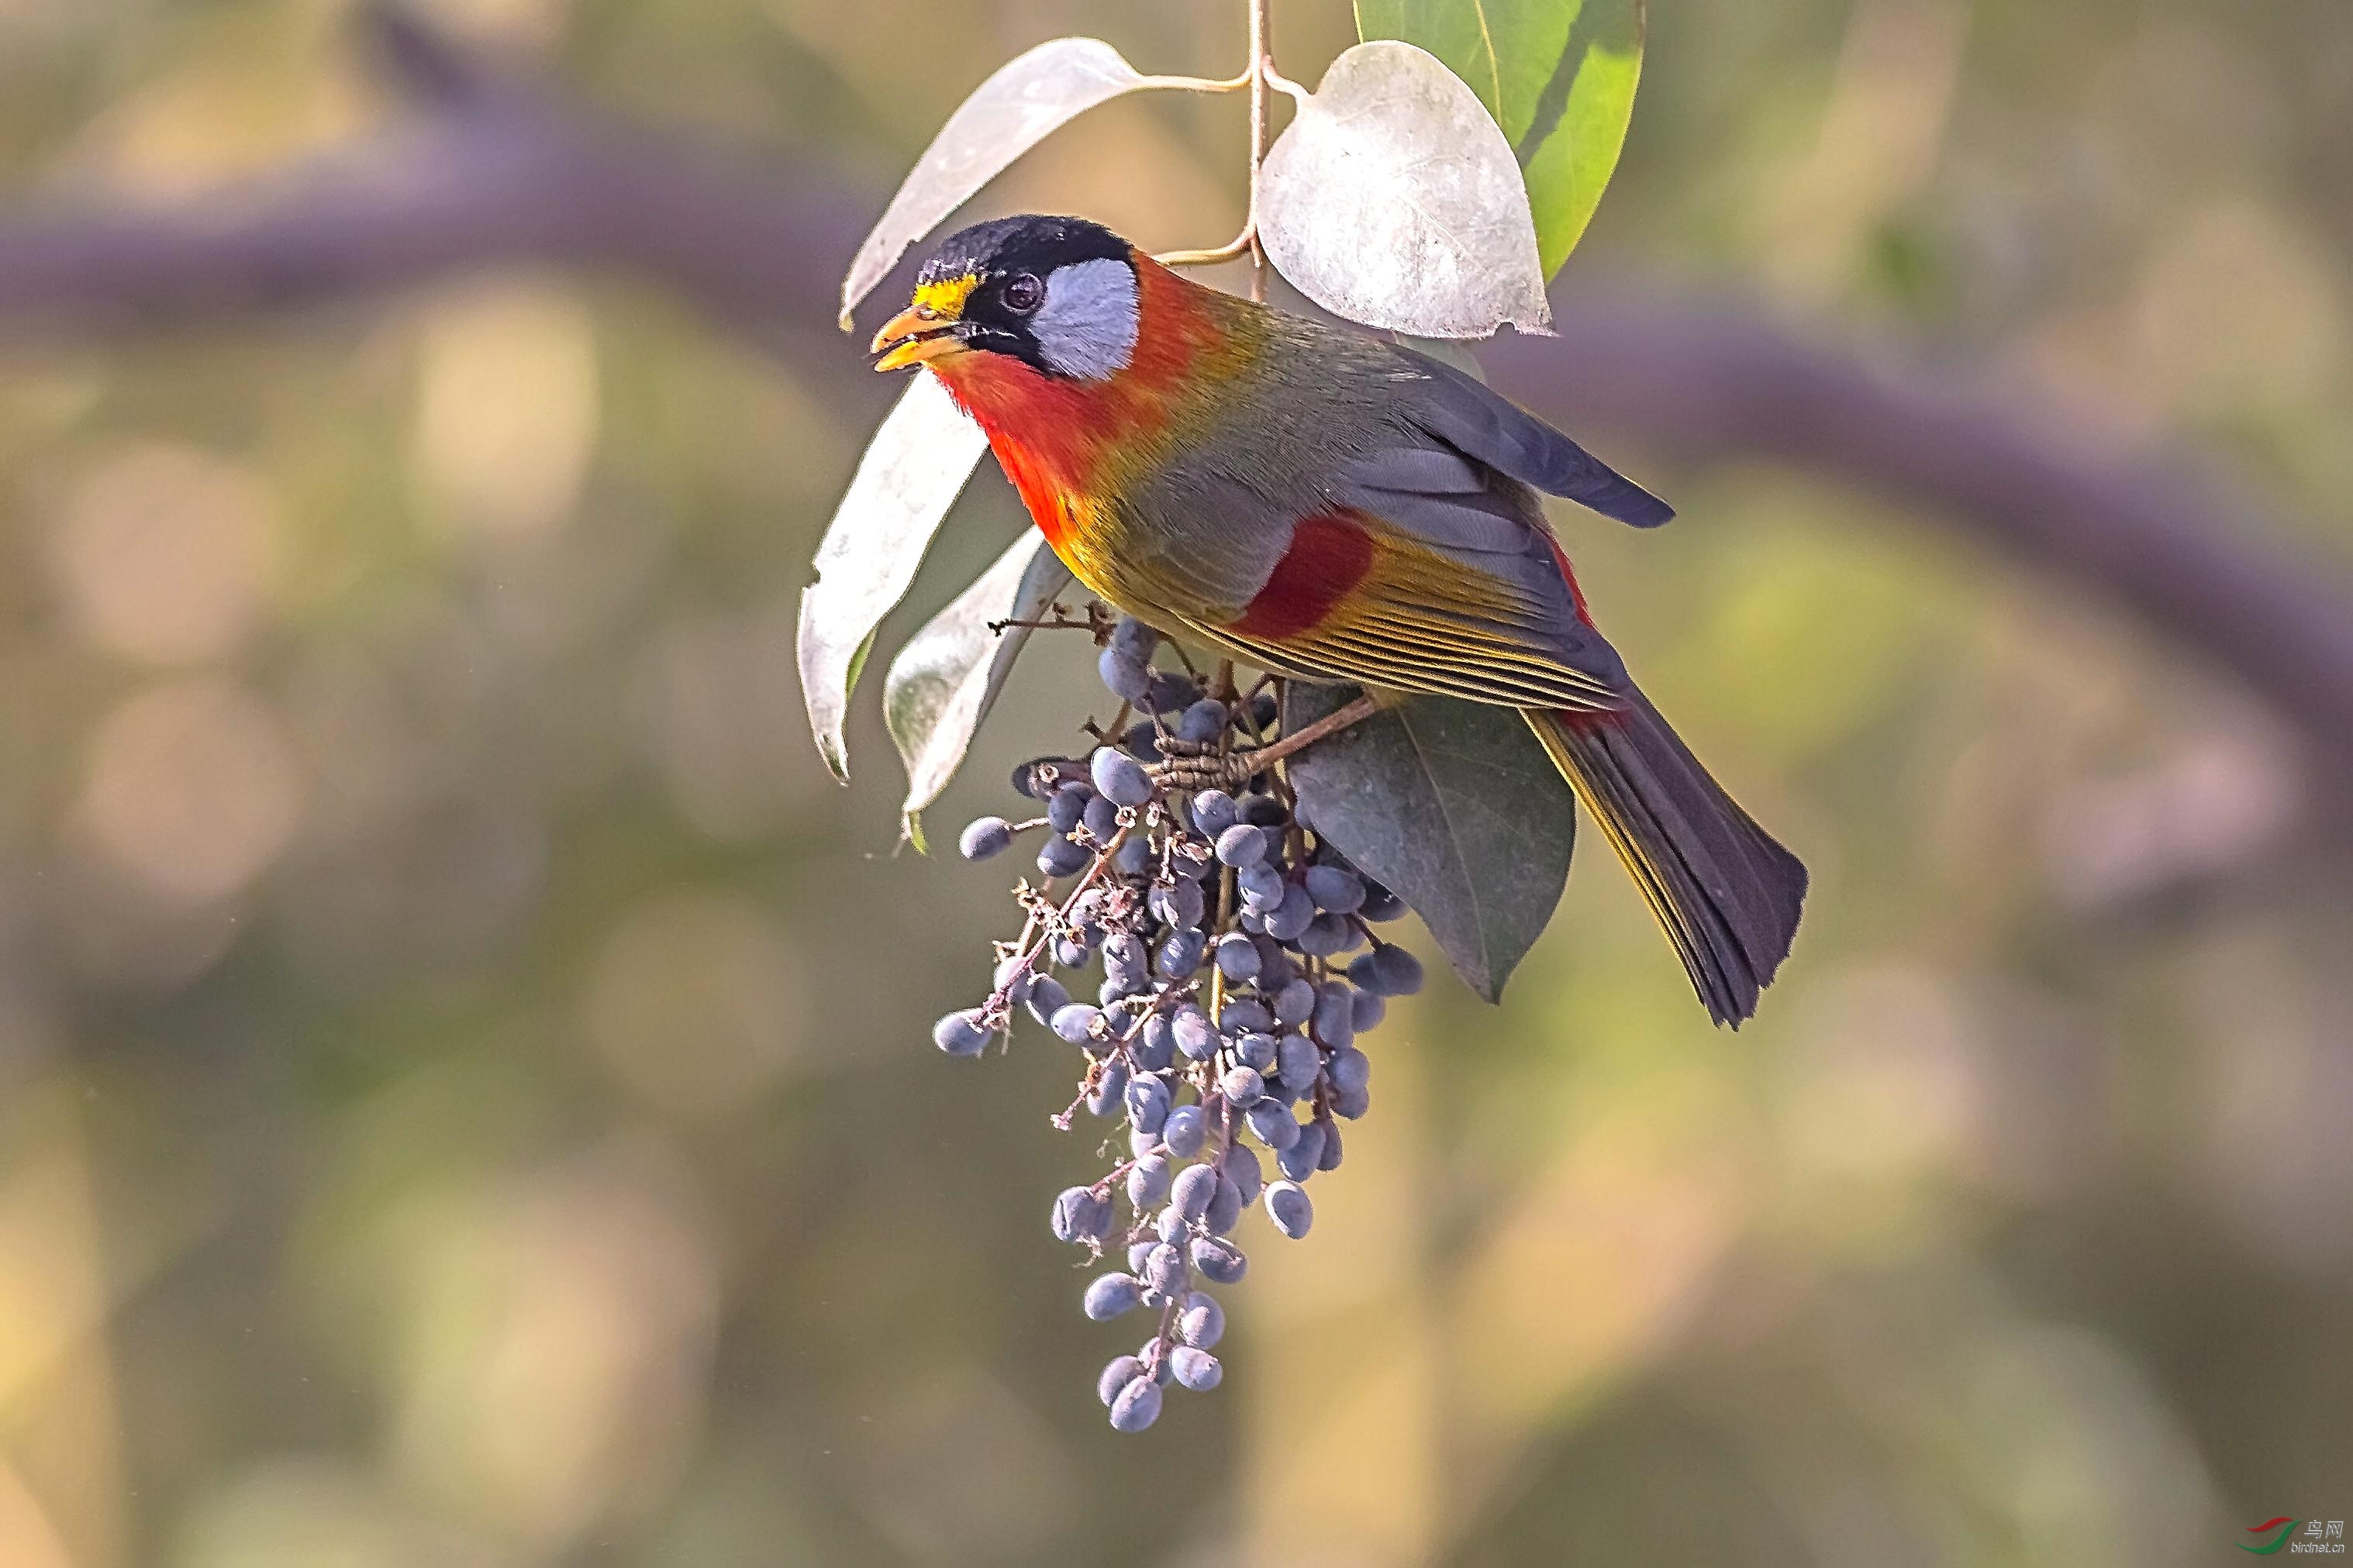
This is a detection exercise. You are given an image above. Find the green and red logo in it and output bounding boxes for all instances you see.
[2244,1518,2302,1555]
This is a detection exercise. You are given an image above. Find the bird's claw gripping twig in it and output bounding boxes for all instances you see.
[1150,737,1261,794]
[1147,693,1383,794]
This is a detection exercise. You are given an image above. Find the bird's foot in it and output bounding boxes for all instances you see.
[1149,737,1258,794]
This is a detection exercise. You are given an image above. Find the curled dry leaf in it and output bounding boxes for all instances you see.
[797,374,989,782]
[1258,40,1553,339]
[840,37,1164,329]
[885,531,1073,847]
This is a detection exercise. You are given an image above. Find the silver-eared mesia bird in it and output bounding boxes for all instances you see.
[870,215,1806,1025]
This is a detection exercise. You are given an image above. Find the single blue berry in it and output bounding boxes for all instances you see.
[1220,1065,1264,1107]
[1088,1060,1130,1116]
[1099,1354,1145,1406]
[1277,1120,1325,1180]
[1296,910,1350,957]
[1156,928,1206,980]
[1085,1273,1144,1321]
[1265,1180,1313,1239]
[1214,822,1268,869]
[1304,864,1365,914]
[1098,646,1152,702]
[1327,1046,1370,1094]
[1189,1235,1247,1284]
[1189,789,1238,837]
[1373,943,1425,996]
[1237,863,1285,912]
[1171,1005,1216,1062]
[1127,1153,1172,1208]
[1178,1293,1225,1349]
[1313,982,1356,1049]
[1091,746,1154,808]
[1218,999,1271,1037]
[1203,1176,1244,1236]
[1247,1098,1299,1152]
[1234,1031,1277,1072]
[1214,932,1262,982]
[1111,615,1158,662]
[1169,1346,1223,1391]
[1171,1163,1219,1222]
[1148,878,1204,929]
[1271,976,1316,1027]
[1316,1116,1344,1170]
[1220,1144,1263,1205]
[1051,1002,1103,1046]
[1037,836,1091,879]
[1276,1032,1320,1089]
[930,1008,991,1056]
[1351,987,1387,1032]
[1177,698,1228,743]
[1109,1376,1162,1432]
[1051,1186,1109,1244]
[1047,786,1090,832]
[958,816,1014,860]
[1023,974,1070,1027]
[1161,1104,1208,1158]
[1144,670,1196,714]
[1264,884,1315,942]
[1124,1073,1171,1134]
[1144,1242,1189,1294]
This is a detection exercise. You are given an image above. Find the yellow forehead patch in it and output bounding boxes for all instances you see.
[913,274,978,320]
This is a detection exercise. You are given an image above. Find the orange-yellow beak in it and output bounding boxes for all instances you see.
[870,305,968,372]
[871,274,981,372]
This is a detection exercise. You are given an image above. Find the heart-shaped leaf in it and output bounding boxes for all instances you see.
[797,374,990,782]
[885,530,1074,847]
[1355,0,1646,275]
[840,38,1168,329]
[1257,40,1552,339]
[1283,683,1574,1001]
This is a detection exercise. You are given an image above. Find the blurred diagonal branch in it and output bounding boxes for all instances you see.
[2,5,2351,763]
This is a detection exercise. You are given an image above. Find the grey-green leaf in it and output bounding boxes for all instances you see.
[840,37,1161,329]
[1283,684,1573,1001]
[797,374,989,783]
[1257,40,1552,339]
[1355,0,1646,276]
[884,530,1072,846]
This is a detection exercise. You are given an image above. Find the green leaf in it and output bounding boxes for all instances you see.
[883,531,1072,846]
[1355,0,1645,276]
[1283,684,1574,1001]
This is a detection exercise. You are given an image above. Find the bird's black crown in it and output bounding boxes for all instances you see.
[916,215,1131,289]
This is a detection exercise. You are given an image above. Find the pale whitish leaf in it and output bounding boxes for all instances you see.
[885,531,1073,846]
[1284,683,1573,1001]
[840,38,1160,329]
[1258,40,1552,339]
[797,374,989,782]
[1355,0,1646,275]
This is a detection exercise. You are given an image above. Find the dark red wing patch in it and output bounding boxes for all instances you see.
[1226,512,1377,640]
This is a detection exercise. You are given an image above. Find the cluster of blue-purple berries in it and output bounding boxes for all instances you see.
[931,615,1425,1432]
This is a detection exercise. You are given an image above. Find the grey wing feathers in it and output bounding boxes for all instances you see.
[1393,346,1675,529]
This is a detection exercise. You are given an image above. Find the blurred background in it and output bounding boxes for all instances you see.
[1,0,2349,1563]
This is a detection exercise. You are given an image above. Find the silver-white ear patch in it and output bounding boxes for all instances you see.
[1031,257,1140,381]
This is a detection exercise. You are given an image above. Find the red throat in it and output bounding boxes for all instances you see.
[923,257,1243,550]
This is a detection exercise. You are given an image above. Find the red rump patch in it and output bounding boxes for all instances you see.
[1228,512,1377,640]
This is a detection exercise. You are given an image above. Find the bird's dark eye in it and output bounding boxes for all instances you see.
[1001,272,1045,315]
